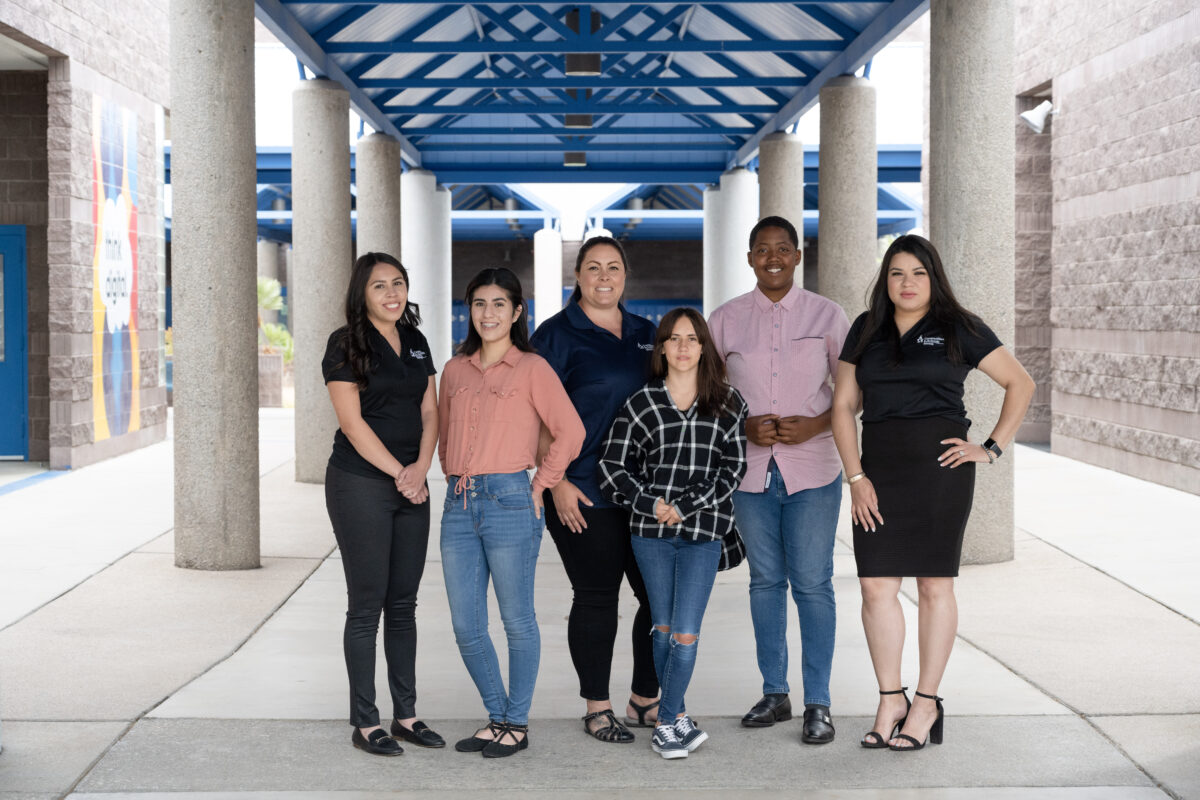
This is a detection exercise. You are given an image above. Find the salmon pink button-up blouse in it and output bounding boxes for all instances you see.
[437,345,585,493]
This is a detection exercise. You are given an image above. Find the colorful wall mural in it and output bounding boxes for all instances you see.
[91,95,140,441]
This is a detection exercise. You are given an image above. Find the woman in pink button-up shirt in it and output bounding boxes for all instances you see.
[436,267,584,759]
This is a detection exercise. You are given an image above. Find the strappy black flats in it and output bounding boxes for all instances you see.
[889,691,944,751]
[861,687,910,749]
[626,697,660,728]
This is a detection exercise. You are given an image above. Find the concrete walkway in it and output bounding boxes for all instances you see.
[1,411,1197,799]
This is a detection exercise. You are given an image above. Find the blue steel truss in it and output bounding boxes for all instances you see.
[256,0,929,183]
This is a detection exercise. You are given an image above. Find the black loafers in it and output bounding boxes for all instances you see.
[352,727,404,756]
[802,704,835,744]
[741,693,793,727]
[391,719,446,749]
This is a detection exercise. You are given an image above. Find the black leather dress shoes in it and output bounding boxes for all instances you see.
[352,727,404,756]
[390,719,446,748]
[802,705,835,744]
[741,693,793,727]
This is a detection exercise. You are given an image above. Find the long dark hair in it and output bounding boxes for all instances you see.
[652,307,736,418]
[849,234,981,366]
[569,235,630,303]
[458,267,534,356]
[341,252,421,388]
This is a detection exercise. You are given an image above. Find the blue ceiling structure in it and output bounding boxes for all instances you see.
[255,0,930,184]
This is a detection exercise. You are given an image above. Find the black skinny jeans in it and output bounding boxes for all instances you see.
[325,464,430,727]
[544,492,659,702]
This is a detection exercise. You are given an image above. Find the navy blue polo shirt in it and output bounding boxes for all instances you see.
[531,301,657,507]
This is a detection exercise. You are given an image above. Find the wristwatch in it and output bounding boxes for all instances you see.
[983,438,1003,460]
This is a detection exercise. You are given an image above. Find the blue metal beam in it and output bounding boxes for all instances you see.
[325,39,847,54]
[255,0,422,165]
[360,76,807,89]
[733,0,929,164]
[384,101,777,114]
[398,126,756,136]
[417,142,735,151]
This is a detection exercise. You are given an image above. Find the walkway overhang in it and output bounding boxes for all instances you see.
[254,0,930,181]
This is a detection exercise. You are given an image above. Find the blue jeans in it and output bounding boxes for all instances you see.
[630,534,722,722]
[733,466,841,706]
[441,472,543,725]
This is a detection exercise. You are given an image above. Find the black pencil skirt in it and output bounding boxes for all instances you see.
[853,417,975,578]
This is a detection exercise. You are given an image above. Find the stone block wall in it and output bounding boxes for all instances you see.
[1016,1,1200,493]
[1014,94,1052,442]
[2,0,170,468]
[0,71,49,460]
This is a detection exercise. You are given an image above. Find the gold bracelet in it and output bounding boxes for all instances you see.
[848,471,866,484]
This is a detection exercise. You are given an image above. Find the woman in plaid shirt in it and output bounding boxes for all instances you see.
[599,307,748,759]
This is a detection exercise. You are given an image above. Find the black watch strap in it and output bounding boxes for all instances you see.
[983,438,1003,459]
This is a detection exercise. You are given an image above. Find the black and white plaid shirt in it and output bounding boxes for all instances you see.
[599,380,748,544]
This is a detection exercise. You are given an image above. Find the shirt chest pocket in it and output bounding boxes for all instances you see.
[448,385,474,421]
[488,385,523,423]
[788,337,830,384]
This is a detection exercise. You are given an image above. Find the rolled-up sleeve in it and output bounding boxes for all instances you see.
[528,358,585,492]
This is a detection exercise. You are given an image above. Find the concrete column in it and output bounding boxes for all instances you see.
[431,185,453,367]
[758,132,806,236]
[702,185,723,315]
[170,0,260,569]
[292,78,352,484]
[354,132,403,258]
[930,0,1016,565]
[401,169,452,366]
[534,225,564,329]
[818,75,877,317]
[256,239,281,324]
[715,167,759,309]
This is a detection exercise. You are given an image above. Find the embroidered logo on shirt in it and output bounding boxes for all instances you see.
[409,350,428,359]
[916,336,943,347]
[637,343,654,351]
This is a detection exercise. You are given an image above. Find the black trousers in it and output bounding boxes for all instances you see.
[544,492,660,702]
[325,464,430,726]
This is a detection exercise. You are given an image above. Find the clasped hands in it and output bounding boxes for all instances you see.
[746,414,820,447]
[394,462,429,504]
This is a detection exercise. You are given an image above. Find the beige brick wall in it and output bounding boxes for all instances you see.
[1016,2,1200,493]
[2,0,169,468]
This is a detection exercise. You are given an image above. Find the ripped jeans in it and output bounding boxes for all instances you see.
[629,534,722,722]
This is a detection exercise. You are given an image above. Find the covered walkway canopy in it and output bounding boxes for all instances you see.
[256,0,928,181]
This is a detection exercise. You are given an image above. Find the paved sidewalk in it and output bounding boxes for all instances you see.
[0,411,1197,799]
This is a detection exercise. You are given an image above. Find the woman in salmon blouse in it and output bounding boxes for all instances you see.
[437,267,585,759]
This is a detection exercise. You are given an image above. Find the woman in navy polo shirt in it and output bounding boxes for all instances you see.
[831,235,1034,753]
[529,236,661,743]
[322,252,444,756]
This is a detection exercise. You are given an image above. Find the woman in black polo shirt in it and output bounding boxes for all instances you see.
[322,252,444,756]
[831,235,1034,753]
[529,236,661,743]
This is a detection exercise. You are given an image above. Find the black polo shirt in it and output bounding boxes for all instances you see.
[840,312,1002,428]
[322,324,436,479]
[530,301,657,507]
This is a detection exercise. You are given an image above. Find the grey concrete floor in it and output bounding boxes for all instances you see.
[0,412,1197,799]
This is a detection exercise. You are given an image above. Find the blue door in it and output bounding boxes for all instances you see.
[0,226,29,459]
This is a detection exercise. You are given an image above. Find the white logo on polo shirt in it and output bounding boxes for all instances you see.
[916,336,944,347]
[637,343,654,351]
[410,350,428,359]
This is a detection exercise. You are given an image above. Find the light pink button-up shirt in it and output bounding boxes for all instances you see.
[709,284,850,494]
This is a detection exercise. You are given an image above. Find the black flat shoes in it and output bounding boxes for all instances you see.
[391,719,446,748]
[741,693,793,727]
[352,727,404,756]
[801,704,835,744]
